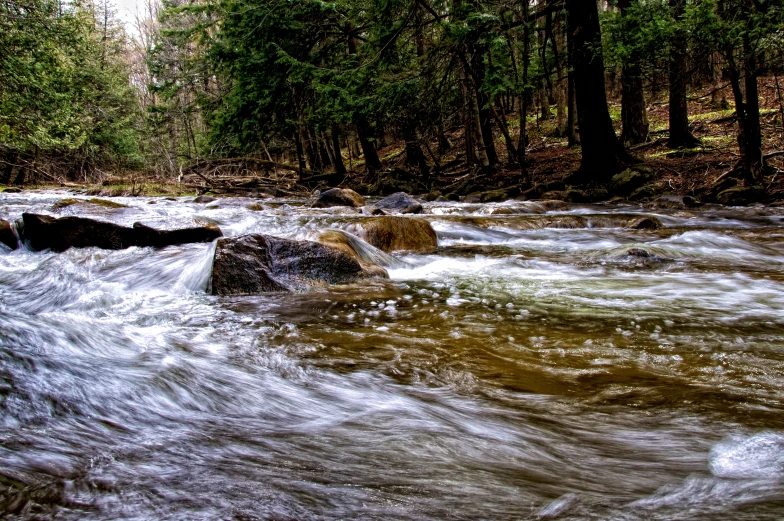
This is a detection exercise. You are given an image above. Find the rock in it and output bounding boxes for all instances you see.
[434,196,448,202]
[53,198,128,210]
[716,186,765,206]
[368,168,420,196]
[446,193,461,202]
[629,185,657,201]
[564,190,588,203]
[193,195,217,204]
[646,195,701,209]
[539,191,567,201]
[3,187,22,193]
[348,216,438,253]
[246,202,266,211]
[374,192,423,214]
[536,200,570,211]
[710,176,739,197]
[627,216,662,230]
[584,188,610,202]
[480,187,520,203]
[608,169,650,197]
[0,219,19,250]
[211,234,387,295]
[424,191,442,202]
[543,180,566,192]
[316,229,400,269]
[464,192,482,204]
[20,213,222,252]
[313,188,364,208]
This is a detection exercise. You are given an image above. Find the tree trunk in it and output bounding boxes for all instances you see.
[403,121,430,177]
[618,0,649,146]
[566,0,627,183]
[331,127,347,175]
[668,0,700,148]
[355,114,383,172]
[567,65,578,145]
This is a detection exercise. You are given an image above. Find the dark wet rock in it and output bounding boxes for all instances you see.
[446,193,461,202]
[53,198,128,210]
[0,219,19,250]
[193,195,217,204]
[716,186,765,206]
[534,200,570,211]
[424,191,442,202]
[539,190,567,201]
[375,192,423,214]
[313,188,365,208]
[544,180,566,192]
[316,229,400,269]
[609,169,650,197]
[626,248,653,258]
[584,189,610,202]
[646,195,701,209]
[627,216,662,230]
[481,187,521,203]
[348,216,438,253]
[565,190,588,203]
[488,207,516,215]
[435,196,449,202]
[246,202,266,211]
[368,168,421,196]
[519,185,542,200]
[463,193,482,204]
[629,185,657,201]
[211,234,387,295]
[20,213,222,252]
[3,187,22,193]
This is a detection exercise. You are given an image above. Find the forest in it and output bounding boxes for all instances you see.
[1,0,783,203]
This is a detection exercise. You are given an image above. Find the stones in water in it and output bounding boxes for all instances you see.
[19,213,223,252]
[52,198,128,210]
[2,187,21,193]
[210,234,388,295]
[0,219,19,250]
[373,192,423,214]
[313,188,364,208]
[646,195,701,209]
[193,195,218,204]
[627,216,663,230]
[348,216,437,253]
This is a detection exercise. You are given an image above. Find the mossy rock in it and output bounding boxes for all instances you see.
[52,198,128,210]
[424,191,442,202]
[716,186,766,206]
[539,190,567,201]
[629,185,658,201]
[609,169,650,197]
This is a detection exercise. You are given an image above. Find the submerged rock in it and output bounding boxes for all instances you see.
[193,195,217,204]
[374,192,423,214]
[20,213,222,252]
[348,216,438,253]
[313,187,365,208]
[211,234,387,295]
[0,219,19,250]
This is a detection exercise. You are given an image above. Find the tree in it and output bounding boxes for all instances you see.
[565,0,629,183]
[667,0,700,148]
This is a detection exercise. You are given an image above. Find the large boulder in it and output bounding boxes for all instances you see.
[348,216,437,253]
[716,186,765,206]
[608,169,650,197]
[374,192,423,214]
[20,213,222,252]
[0,219,18,250]
[313,188,364,208]
[316,229,402,268]
[211,234,387,295]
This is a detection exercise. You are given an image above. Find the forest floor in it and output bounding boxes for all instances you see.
[356,78,784,202]
[6,79,784,203]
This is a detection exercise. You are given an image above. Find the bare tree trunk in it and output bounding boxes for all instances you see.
[668,0,700,148]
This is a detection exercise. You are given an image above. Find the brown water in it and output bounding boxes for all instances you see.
[1,192,783,520]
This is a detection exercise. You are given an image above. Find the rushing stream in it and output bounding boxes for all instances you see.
[1,191,783,520]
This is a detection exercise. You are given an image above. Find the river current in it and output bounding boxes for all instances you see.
[1,191,783,520]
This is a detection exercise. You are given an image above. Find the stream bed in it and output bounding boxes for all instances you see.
[1,191,784,520]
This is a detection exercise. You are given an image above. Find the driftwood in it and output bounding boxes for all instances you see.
[180,156,314,192]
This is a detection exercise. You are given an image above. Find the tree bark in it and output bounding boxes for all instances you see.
[355,114,383,172]
[618,0,649,146]
[667,0,700,148]
[330,127,347,175]
[566,0,627,182]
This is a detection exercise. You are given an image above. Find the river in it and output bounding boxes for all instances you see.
[1,191,783,520]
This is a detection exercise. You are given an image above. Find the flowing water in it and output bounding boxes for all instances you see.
[1,191,784,520]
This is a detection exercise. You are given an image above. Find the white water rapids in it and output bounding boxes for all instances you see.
[1,191,783,520]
